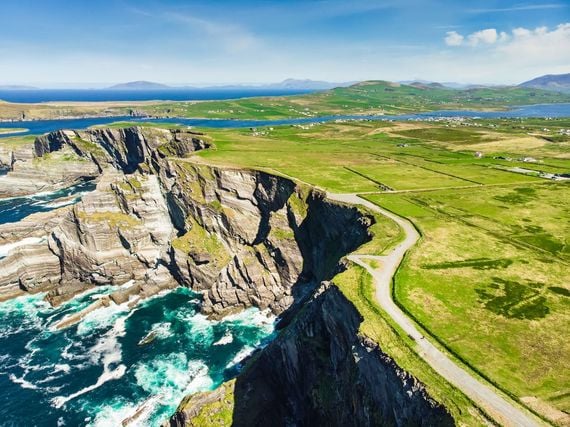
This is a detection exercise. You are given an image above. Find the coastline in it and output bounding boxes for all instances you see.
[1,101,569,125]
[1,102,569,128]
[0,128,28,134]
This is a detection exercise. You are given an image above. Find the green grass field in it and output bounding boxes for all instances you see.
[189,119,567,193]
[363,185,570,423]
[136,81,570,120]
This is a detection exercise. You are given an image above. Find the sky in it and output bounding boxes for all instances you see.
[0,0,569,86]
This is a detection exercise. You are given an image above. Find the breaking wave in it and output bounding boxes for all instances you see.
[0,286,276,426]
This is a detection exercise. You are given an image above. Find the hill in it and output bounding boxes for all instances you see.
[108,81,172,90]
[519,73,570,92]
[136,79,570,120]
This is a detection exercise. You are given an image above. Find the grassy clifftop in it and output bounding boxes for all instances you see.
[180,117,569,424]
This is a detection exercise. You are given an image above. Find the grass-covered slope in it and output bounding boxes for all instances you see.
[137,81,570,119]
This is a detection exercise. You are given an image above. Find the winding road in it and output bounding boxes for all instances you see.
[327,193,541,427]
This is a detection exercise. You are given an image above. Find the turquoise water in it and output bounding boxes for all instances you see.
[0,181,276,426]
[0,287,275,426]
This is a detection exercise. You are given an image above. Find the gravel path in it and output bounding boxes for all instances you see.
[327,192,541,427]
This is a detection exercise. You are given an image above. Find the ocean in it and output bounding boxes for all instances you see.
[0,181,96,226]
[0,288,275,426]
[0,185,276,426]
[0,88,312,104]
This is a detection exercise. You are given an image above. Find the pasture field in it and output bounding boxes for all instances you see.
[192,119,567,193]
[364,184,570,423]
[187,118,569,424]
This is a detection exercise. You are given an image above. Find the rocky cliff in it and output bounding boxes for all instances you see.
[171,283,455,427]
[0,127,209,303]
[0,126,454,425]
[0,126,371,317]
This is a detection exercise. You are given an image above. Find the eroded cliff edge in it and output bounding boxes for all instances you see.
[0,126,454,425]
[172,283,454,426]
[1,126,370,315]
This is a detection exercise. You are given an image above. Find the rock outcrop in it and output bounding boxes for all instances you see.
[171,283,455,427]
[163,163,372,317]
[0,127,209,302]
[0,139,35,169]
[0,127,209,197]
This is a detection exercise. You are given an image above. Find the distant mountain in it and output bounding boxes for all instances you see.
[55,79,350,92]
[399,80,494,90]
[108,81,172,90]
[519,74,570,92]
[203,79,352,91]
[0,85,38,90]
[269,79,351,90]
[408,81,448,89]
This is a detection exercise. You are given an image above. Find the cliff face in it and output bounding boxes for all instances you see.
[161,162,372,317]
[0,127,454,424]
[0,127,208,303]
[171,283,455,427]
[0,126,371,317]
[0,140,35,169]
[0,127,209,198]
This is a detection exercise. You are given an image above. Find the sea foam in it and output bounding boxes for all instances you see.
[51,311,133,408]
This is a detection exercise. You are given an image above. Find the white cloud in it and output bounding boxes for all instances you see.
[498,31,510,43]
[468,3,567,13]
[444,31,464,46]
[467,28,498,46]
[444,24,570,53]
[445,28,500,47]
[498,23,570,65]
[513,27,532,37]
[430,22,570,83]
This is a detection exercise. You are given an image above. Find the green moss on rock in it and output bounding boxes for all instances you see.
[172,217,231,269]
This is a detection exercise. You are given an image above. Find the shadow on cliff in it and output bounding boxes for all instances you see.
[226,188,455,426]
[230,284,455,427]
[276,189,374,329]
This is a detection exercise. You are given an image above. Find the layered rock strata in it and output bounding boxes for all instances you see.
[0,126,371,318]
[0,126,455,424]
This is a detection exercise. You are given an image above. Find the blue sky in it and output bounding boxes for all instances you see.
[0,0,568,86]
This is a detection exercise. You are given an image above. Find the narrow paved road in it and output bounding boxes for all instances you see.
[327,193,541,427]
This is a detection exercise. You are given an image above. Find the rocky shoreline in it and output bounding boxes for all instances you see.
[0,126,456,425]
